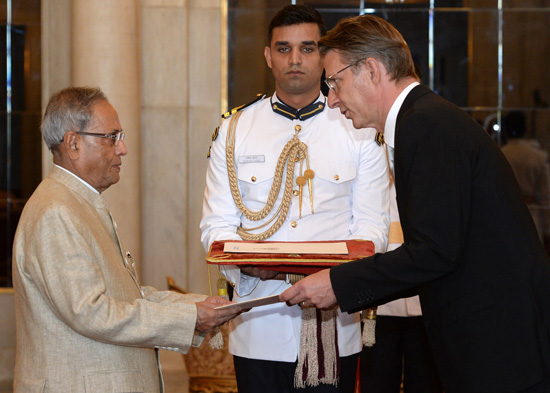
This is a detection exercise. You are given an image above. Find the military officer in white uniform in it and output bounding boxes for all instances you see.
[200,5,390,393]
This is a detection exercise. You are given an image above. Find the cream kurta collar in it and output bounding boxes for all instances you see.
[50,165,108,211]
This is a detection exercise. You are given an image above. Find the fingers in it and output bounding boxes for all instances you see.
[195,300,240,333]
[204,296,232,305]
[239,266,280,280]
[279,269,338,310]
[279,282,303,305]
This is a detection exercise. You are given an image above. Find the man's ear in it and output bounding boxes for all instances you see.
[264,46,272,69]
[365,58,382,85]
[63,132,80,160]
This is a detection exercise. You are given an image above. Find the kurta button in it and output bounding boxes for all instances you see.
[295,125,301,132]
[293,190,299,196]
[291,221,297,228]
[334,174,340,181]
[251,176,257,182]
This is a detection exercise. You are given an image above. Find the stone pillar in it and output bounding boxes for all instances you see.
[71,0,142,269]
[41,0,71,177]
[140,0,223,293]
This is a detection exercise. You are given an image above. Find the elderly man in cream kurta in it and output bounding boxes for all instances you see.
[12,87,238,393]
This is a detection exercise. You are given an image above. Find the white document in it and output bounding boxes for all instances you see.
[223,241,348,255]
[214,294,282,311]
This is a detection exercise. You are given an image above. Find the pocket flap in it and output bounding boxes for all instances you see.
[315,161,357,184]
[236,159,276,184]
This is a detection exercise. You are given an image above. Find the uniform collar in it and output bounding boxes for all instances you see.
[270,93,326,121]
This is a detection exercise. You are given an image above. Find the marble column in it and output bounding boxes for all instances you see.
[71,0,142,268]
[141,0,222,293]
[41,0,71,177]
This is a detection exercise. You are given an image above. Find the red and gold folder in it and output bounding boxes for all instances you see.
[206,239,375,274]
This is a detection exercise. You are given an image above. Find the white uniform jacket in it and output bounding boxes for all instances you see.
[201,93,390,361]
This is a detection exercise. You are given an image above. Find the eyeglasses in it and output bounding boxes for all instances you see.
[324,58,367,92]
[74,131,125,146]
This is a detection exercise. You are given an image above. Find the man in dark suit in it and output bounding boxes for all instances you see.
[280,15,550,393]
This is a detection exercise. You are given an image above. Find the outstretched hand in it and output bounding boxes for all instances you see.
[279,269,338,309]
[195,296,240,333]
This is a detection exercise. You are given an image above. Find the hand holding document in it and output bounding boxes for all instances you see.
[214,294,282,312]
[279,269,337,309]
[195,296,244,333]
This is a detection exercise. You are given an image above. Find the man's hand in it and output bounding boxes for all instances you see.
[279,269,337,309]
[239,265,280,280]
[195,296,240,333]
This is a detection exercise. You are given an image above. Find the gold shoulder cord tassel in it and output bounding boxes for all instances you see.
[362,307,377,347]
[209,268,229,349]
[226,111,313,240]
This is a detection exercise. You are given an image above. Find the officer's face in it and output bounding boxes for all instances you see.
[264,23,323,100]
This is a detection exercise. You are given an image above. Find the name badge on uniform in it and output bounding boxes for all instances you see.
[238,155,265,164]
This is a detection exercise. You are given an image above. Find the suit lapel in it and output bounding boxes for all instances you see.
[393,84,433,243]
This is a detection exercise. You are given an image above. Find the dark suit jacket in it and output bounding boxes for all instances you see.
[331,85,550,393]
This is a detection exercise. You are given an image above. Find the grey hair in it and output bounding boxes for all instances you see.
[41,86,108,150]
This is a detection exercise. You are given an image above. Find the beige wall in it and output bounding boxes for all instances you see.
[141,0,223,294]
[0,290,15,393]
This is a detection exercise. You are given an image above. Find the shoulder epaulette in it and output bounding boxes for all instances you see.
[221,93,266,119]
[375,132,385,146]
[211,126,219,142]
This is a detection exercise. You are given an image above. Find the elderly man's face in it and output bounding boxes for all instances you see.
[77,100,127,193]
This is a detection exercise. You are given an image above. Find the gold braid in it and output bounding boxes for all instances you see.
[226,110,309,240]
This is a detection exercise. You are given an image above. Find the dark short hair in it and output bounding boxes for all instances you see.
[41,87,108,150]
[267,4,326,45]
[319,14,417,82]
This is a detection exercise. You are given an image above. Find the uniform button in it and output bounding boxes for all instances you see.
[295,125,301,132]
[291,221,297,228]
[293,190,299,196]
[251,176,257,182]
[334,174,340,181]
